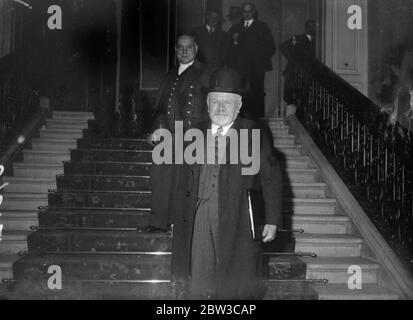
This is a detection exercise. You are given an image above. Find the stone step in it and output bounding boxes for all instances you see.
[32,138,77,151]
[38,208,150,229]
[0,210,38,230]
[9,280,174,300]
[1,177,56,193]
[289,215,350,234]
[23,150,70,164]
[285,198,337,215]
[0,230,30,254]
[52,111,94,120]
[39,128,84,140]
[312,284,399,300]
[13,163,63,179]
[263,281,318,300]
[295,234,363,257]
[56,175,151,192]
[1,193,48,210]
[274,135,296,145]
[287,183,326,198]
[286,169,318,183]
[77,139,152,151]
[71,149,152,163]
[281,156,312,169]
[64,161,151,176]
[271,127,290,136]
[276,145,303,157]
[63,160,312,177]
[55,175,325,198]
[302,257,380,284]
[13,253,171,281]
[48,191,152,209]
[45,119,89,130]
[12,254,305,282]
[0,254,19,281]
[27,230,172,253]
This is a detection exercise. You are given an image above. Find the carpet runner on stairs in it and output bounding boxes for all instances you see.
[1,117,399,300]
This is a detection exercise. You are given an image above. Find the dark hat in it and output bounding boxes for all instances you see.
[204,68,245,95]
[227,6,242,18]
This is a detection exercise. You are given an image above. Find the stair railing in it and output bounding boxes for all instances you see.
[281,41,413,273]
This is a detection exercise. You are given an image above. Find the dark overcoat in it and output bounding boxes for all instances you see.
[171,117,283,299]
[192,26,229,70]
[236,20,276,74]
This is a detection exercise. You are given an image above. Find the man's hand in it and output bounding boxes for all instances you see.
[148,129,168,145]
[262,224,277,243]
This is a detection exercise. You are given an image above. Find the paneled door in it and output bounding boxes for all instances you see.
[323,0,368,95]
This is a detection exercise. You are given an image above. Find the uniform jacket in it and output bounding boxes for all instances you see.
[192,26,229,70]
[236,20,276,74]
[171,117,283,299]
[153,60,210,131]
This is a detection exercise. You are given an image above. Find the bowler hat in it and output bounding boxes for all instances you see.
[204,68,245,95]
[227,6,242,18]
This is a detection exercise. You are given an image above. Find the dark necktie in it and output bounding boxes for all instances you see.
[215,127,224,164]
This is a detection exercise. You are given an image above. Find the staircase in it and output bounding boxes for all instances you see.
[0,111,94,286]
[0,116,400,299]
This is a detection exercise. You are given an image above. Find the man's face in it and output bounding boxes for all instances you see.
[208,92,242,127]
[242,4,255,21]
[206,12,220,29]
[306,22,316,37]
[175,36,197,65]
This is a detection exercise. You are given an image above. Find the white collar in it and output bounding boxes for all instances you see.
[245,19,254,27]
[178,60,195,75]
[206,25,215,33]
[211,122,234,136]
[306,34,312,42]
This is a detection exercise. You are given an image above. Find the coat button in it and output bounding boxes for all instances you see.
[186,191,191,197]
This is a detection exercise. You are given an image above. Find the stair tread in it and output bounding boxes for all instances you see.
[0,210,38,218]
[292,215,349,221]
[0,254,20,267]
[14,163,62,168]
[285,198,336,203]
[40,128,84,133]
[1,193,48,199]
[312,284,399,300]
[0,230,32,239]
[23,150,70,155]
[302,257,379,269]
[295,233,363,243]
[2,177,55,183]
[32,138,77,143]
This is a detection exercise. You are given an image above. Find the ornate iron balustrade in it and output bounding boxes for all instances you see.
[281,42,413,270]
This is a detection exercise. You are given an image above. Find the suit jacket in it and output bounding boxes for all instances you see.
[153,60,210,131]
[171,117,283,299]
[236,20,276,74]
[291,34,316,57]
[192,26,229,69]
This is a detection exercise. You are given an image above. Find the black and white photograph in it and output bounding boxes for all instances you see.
[0,0,412,305]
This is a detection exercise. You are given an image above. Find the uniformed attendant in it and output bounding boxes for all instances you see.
[145,35,210,233]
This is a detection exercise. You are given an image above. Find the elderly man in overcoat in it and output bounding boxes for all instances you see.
[171,68,283,299]
[146,35,210,233]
